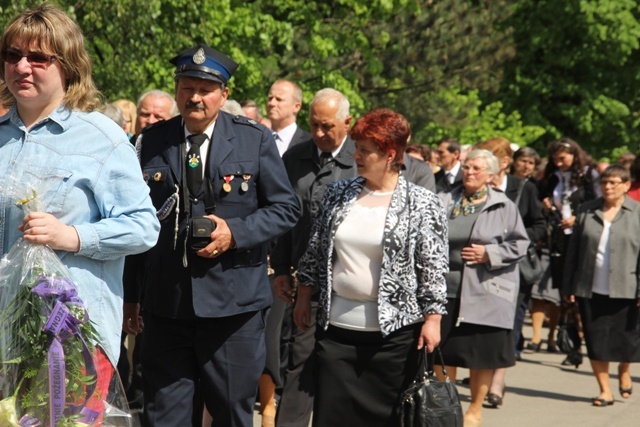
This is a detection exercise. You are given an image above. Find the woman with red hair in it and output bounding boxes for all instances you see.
[293,109,449,426]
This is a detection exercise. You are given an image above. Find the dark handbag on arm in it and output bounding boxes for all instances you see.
[514,178,544,286]
[557,310,582,354]
[399,347,463,427]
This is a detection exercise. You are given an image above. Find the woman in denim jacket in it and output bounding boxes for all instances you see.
[0,3,159,411]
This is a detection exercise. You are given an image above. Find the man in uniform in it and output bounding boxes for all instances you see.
[124,44,299,427]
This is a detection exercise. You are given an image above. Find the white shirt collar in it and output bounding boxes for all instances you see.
[447,161,461,181]
[273,122,298,156]
[184,120,216,171]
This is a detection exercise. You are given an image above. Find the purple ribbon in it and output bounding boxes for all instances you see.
[30,276,97,425]
[18,415,42,426]
[48,338,65,426]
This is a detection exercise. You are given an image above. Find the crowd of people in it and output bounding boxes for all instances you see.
[1,4,639,427]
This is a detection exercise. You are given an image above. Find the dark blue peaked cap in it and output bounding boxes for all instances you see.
[170,44,238,85]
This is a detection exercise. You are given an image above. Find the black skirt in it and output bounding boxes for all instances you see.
[440,298,515,370]
[313,324,421,427]
[578,294,640,362]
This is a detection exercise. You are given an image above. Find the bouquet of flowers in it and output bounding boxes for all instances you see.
[0,182,131,426]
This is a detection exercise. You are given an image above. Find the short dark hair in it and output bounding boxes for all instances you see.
[439,137,460,154]
[601,164,630,182]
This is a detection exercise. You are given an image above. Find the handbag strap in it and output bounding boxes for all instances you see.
[418,347,449,380]
[514,177,527,207]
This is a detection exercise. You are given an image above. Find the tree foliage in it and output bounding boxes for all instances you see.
[1,0,638,158]
[494,0,640,157]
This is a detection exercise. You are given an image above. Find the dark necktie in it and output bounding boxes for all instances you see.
[320,151,332,167]
[187,133,207,196]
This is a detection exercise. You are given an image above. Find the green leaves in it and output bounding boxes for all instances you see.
[1,0,637,157]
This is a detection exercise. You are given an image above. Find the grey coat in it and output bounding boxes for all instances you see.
[440,186,529,329]
[563,196,640,300]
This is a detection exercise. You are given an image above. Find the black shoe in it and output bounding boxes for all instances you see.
[525,341,542,352]
[461,377,470,385]
[547,343,559,353]
[561,353,583,369]
[486,391,504,408]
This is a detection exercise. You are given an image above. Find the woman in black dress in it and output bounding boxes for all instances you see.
[564,165,640,406]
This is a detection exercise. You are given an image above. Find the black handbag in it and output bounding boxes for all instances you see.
[399,347,463,427]
[519,245,544,286]
[557,312,581,354]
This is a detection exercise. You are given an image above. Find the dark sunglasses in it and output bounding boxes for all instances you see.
[3,49,56,66]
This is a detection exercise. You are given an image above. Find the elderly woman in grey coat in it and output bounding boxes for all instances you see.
[564,165,640,407]
[438,149,529,427]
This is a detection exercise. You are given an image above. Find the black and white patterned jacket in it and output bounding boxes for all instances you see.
[296,175,449,336]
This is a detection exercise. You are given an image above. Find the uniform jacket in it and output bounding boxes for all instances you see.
[440,186,530,329]
[125,113,299,318]
[296,176,449,336]
[563,196,640,300]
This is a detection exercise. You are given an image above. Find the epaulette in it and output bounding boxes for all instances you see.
[140,119,171,134]
[232,115,261,128]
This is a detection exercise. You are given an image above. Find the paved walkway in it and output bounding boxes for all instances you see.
[253,319,640,427]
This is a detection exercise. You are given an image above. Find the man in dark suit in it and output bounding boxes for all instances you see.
[434,137,463,193]
[124,44,299,427]
[267,80,310,156]
[271,89,435,427]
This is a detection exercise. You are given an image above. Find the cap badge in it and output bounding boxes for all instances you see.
[193,48,206,65]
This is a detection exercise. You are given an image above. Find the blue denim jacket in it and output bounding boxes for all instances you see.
[0,105,160,365]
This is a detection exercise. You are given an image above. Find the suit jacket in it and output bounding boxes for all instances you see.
[271,137,356,276]
[563,196,640,300]
[434,165,463,193]
[124,112,299,318]
[286,126,311,153]
[503,175,547,243]
[403,153,436,193]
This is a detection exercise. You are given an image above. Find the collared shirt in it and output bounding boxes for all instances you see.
[446,161,461,184]
[184,120,216,178]
[273,122,298,156]
[0,105,160,365]
[316,136,347,160]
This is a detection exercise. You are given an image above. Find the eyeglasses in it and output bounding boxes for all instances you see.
[462,165,487,173]
[3,49,57,66]
[600,180,625,187]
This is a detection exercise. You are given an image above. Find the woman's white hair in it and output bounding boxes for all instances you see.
[466,149,499,174]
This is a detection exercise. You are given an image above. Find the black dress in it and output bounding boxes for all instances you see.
[578,293,640,362]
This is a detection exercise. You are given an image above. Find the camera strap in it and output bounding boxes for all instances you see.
[181,138,217,267]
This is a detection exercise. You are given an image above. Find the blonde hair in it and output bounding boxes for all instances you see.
[0,3,102,111]
[112,98,137,133]
[475,137,514,168]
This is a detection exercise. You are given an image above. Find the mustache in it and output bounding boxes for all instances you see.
[185,101,205,110]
